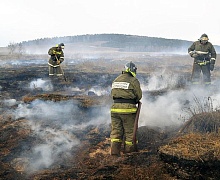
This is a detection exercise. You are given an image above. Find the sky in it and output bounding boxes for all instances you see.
[1,0,220,47]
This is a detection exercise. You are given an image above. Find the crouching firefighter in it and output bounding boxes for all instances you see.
[110,61,142,156]
[188,34,217,86]
[48,43,65,76]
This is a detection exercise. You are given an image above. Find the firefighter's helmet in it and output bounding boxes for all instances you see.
[58,43,65,49]
[56,43,65,49]
[125,61,137,77]
[199,34,209,44]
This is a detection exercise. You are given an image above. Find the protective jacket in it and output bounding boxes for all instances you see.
[111,71,142,113]
[48,47,64,76]
[188,41,216,62]
[188,41,216,85]
[48,47,64,67]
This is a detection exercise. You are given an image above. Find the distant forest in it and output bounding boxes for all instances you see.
[21,34,220,52]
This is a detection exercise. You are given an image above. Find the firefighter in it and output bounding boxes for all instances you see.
[110,61,142,156]
[48,43,65,76]
[188,34,217,85]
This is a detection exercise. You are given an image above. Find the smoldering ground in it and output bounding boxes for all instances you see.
[12,99,111,173]
[1,57,220,178]
[8,73,220,173]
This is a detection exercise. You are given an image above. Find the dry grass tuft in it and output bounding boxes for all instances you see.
[159,132,220,161]
[22,93,106,107]
[179,111,220,133]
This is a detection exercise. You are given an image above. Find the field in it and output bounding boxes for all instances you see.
[1,45,220,179]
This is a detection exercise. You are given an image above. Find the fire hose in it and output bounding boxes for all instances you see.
[133,101,142,152]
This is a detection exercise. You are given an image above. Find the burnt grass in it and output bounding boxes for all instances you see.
[0,59,220,179]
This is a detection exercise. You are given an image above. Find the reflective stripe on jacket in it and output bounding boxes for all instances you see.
[188,41,216,61]
[111,107,137,113]
[111,72,142,114]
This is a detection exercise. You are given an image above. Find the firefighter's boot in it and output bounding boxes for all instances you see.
[124,145,136,153]
[110,142,121,156]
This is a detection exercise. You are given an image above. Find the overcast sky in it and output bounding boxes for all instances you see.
[1,0,220,47]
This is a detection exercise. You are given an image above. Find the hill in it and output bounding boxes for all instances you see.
[1,34,220,59]
[21,34,195,52]
[21,34,220,53]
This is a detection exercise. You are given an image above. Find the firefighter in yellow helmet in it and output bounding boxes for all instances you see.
[48,43,65,76]
[188,34,216,85]
[110,61,142,156]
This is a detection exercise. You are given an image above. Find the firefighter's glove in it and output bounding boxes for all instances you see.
[189,51,193,56]
[57,60,61,65]
[189,51,197,58]
[210,64,214,71]
[210,58,215,71]
[192,54,198,58]
[210,58,216,64]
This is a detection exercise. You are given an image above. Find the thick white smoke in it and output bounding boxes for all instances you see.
[28,125,80,171]
[14,99,111,173]
[142,70,184,91]
[139,74,220,130]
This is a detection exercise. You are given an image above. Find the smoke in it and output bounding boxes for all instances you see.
[9,64,220,173]
[15,99,85,125]
[14,99,110,173]
[0,60,47,67]
[28,125,79,171]
[28,78,111,96]
[139,89,191,128]
[139,74,220,130]
[2,99,17,107]
[29,78,53,91]
[142,70,186,91]
[87,86,111,96]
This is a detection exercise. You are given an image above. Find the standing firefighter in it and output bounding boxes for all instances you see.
[48,43,65,76]
[188,34,217,85]
[110,61,142,156]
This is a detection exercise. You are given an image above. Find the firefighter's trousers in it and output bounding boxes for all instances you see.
[48,65,63,76]
[110,113,136,155]
[191,63,211,85]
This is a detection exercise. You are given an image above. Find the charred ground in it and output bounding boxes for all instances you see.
[1,54,220,179]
